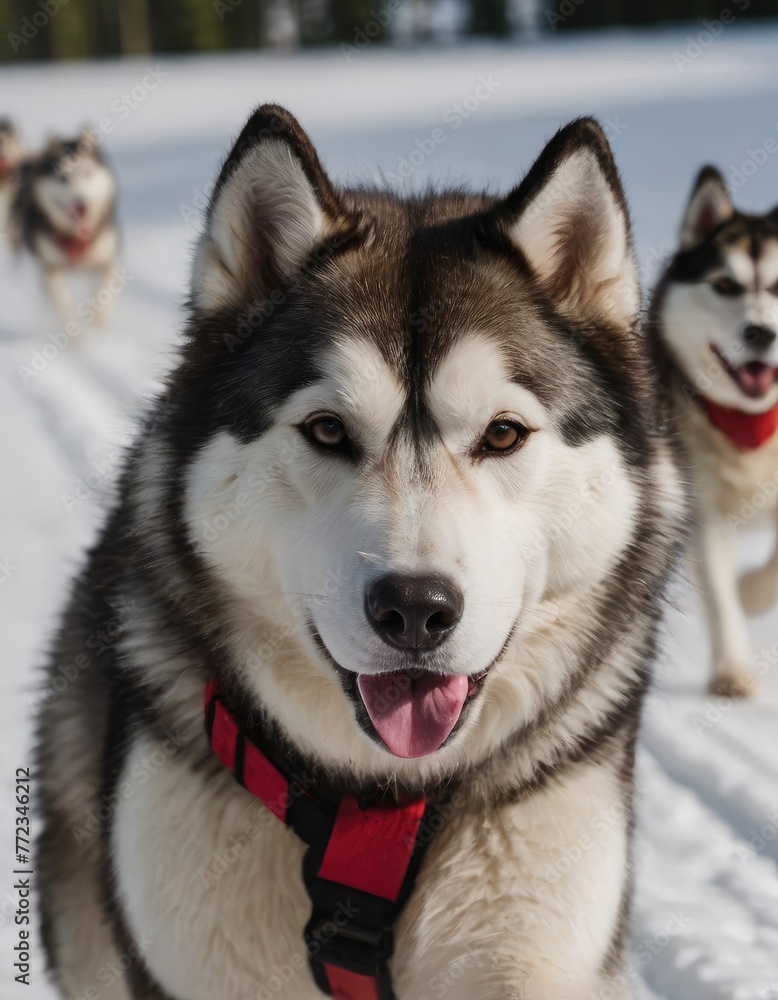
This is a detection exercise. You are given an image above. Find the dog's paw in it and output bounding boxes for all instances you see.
[739,565,778,617]
[709,670,756,699]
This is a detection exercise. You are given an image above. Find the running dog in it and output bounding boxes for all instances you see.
[650,166,778,697]
[12,130,119,325]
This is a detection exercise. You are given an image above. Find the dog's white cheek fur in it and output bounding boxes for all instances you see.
[113,736,629,1000]
[542,434,638,599]
[662,283,778,412]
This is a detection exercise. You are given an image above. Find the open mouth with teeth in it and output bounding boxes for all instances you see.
[713,346,778,400]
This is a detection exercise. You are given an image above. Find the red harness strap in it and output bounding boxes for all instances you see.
[205,679,431,1000]
[702,398,778,450]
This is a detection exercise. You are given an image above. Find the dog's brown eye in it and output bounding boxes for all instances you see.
[711,276,744,297]
[481,420,528,455]
[304,415,347,449]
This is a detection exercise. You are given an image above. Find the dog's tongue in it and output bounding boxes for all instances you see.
[735,362,778,398]
[356,672,469,759]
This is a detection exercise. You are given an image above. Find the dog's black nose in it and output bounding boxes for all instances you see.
[366,574,463,651]
[743,324,777,350]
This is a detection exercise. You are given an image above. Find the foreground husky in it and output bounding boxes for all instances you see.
[650,168,778,697]
[0,118,26,237]
[12,131,118,324]
[36,106,682,999]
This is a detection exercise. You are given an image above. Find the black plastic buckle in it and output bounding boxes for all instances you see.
[303,859,399,999]
[305,906,394,977]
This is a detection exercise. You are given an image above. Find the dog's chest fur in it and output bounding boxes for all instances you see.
[112,731,628,1000]
[678,395,778,520]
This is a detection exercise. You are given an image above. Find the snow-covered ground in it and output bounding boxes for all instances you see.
[2,22,778,1000]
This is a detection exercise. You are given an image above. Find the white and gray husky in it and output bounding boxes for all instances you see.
[36,105,683,1000]
[12,130,119,325]
[651,168,778,697]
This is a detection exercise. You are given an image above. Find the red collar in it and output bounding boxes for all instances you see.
[205,678,432,1000]
[702,398,778,450]
[54,230,96,264]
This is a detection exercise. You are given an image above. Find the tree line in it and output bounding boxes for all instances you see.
[2,0,775,61]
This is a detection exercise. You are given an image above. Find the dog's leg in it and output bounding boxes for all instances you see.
[739,502,778,616]
[93,263,116,327]
[694,511,754,697]
[44,267,75,328]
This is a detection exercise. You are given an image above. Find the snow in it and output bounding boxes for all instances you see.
[2,21,778,999]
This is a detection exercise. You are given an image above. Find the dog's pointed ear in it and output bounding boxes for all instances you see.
[488,118,638,329]
[680,166,733,249]
[192,104,355,314]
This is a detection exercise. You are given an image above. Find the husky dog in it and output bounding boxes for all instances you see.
[650,168,778,698]
[12,130,119,325]
[36,105,682,1000]
[0,118,26,238]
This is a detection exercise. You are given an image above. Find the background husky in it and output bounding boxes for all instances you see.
[12,130,119,326]
[650,169,778,698]
[0,117,26,240]
[35,105,683,1000]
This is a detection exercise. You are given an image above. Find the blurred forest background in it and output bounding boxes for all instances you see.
[2,0,778,61]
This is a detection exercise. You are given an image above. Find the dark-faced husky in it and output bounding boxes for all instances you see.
[0,117,26,237]
[650,168,778,698]
[12,130,118,325]
[36,105,682,1000]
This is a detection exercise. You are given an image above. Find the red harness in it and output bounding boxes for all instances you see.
[702,398,778,451]
[205,679,435,1000]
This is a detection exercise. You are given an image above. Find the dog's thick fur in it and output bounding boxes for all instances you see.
[649,168,778,697]
[36,106,683,999]
[12,131,118,324]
